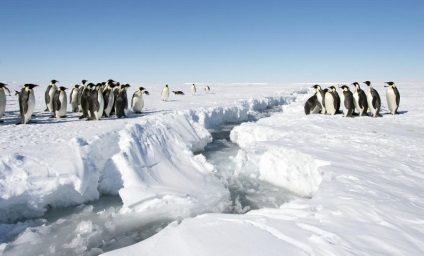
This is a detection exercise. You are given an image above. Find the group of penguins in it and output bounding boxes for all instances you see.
[0,80,211,125]
[304,81,400,117]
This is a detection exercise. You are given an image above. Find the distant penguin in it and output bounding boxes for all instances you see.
[384,81,400,115]
[329,86,340,114]
[311,85,326,114]
[52,86,68,118]
[339,85,355,117]
[18,84,38,124]
[115,84,130,118]
[204,85,210,94]
[132,87,145,114]
[89,84,104,120]
[364,81,381,117]
[352,82,368,116]
[161,84,170,101]
[77,79,87,112]
[79,83,94,119]
[191,84,196,95]
[0,83,9,122]
[324,88,337,115]
[103,79,116,117]
[69,84,80,112]
[45,79,58,112]
[304,92,321,115]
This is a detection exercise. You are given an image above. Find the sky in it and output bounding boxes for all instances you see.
[0,0,423,86]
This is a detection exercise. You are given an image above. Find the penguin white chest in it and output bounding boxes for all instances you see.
[386,87,397,114]
[56,92,67,117]
[161,88,169,101]
[324,92,335,115]
[48,87,57,112]
[132,93,144,112]
[25,92,36,123]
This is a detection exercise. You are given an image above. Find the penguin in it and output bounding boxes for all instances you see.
[0,83,9,122]
[143,90,150,95]
[364,81,382,117]
[69,84,80,112]
[115,84,130,118]
[79,83,94,119]
[191,83,196,95]
[103,79,116,117]
[312,85,326,114]
[304,92,321,115]
[131,87,145,114]
[18,84,38,124]
[384,81,400,115]
[339,85,354,117]
[15,90,20,96]
[77,79,87,112]
[45,79,58,112]
[161,84,170,101]
[329,86,340,114]
[89,84,104,120]
[323,88,337,115]
[52,86,68,118]
[352,82,368,116]
[204,85,210,94]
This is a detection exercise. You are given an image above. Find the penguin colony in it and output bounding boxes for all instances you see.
[0,81,212,124]
[304,81,400,117]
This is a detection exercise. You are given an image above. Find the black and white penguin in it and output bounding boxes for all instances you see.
[77,79,87,112]
[364,81,381,117]
[204,85,210,94]
[329,86,341,114]
[339,85,354,117]
[45,79,58,112]
[131,87,145,114]
[79,82,94,119]
[115,84,130,118]
[324,88,337,115]
[0,83,9,122]
[191,83,196,95]
[18,84,38,124]
[304,92,321,115]
[89,84,104,120]
[69,84,80,112]
[384,81,400,115]
[352,82,368,116]
[161,84,170,101]
[103,79,116,117]
[52,86,68,118]
[312,85,326,114]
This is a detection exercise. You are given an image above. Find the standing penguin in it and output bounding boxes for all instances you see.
[89,84,104,120]
[364,81,381,117]
[304,92,321,115]
[324,88,337,115]
[77,79,88,112]
[69,84,80,112]
[115,84,130,118]
[161,84,170,101]
[131,87,145,114]
[52,86,68,118]
[191,83,196,95]
[0,83,10,122]
[18,84,38,124]
[45,79,58,112]
[204,85,210,94]
[103,79,116,117]
[79,83,94,119]
[312,85,326,114]
[339,85,355,117]
[329,86,340,114]
[352,82,368,116]
[384,81,400,115]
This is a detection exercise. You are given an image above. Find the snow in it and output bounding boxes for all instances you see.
[1,82,424,255]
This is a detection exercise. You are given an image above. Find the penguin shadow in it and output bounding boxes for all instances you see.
[384,110,408,115]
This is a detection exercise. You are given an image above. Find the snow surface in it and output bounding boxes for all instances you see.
[1,82,423,255]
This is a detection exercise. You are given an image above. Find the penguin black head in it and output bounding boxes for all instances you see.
[363,81,371,86]
[165,84,168,88]
[125,84,131,88]
[312,84,321,89]
[352,82,361,89]
[82,80,87,85]
[59,86,68,91]
[385,81,395,87]
[87,83,95,88]
[139,87,145,91]
[339,85,350,91]
[74,84,80,88]
[25,84,39,89]
[329,86,337,91]
[15,90,20,96]
[0,82,7,87]
[51,79,59,84]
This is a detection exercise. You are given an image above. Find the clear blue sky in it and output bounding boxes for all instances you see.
[0,0,423,85]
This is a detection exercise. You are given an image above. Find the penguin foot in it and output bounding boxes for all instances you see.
[16,122,22,125]
[86,118,94,121]
[0,120,4,123]
[49,115,56,119]
[44,108,49,112]
[79,115,86,119]
[60,115,67,118]
[135,111,142,114]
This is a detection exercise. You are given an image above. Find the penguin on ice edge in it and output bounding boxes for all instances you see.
[339,85,355,117]
[115,84,130,118]
[384,81,400,115]
[132,87,145,114]
[52,86,68,118]
[18,84,39,125]
[89,84,104,120]
[352,82,368,116]
[364,81,382,117]
[0,83,10,122]
[45,79,58,112]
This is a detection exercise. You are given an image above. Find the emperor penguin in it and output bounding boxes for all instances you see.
[312,84,326,114]
[161,84,170,101]
[52,86,68,118]
[364,81,381,117]
[18,84,38,124]
[339,85,354,117]
[45,79,58,112]
[0,83,10,122]
[69,84,80,112]
[115,84,130,118]
[89,84,104,120]
[204,85,210,94]
[191,83,196,95]
[79,83,94,119]
[103,79,116,117]
[77,79,87,112]
[132,87,145,114]
[304,92,321,115]
[352,82,368,116]
[384,81,400,115]
[329,86,341,113]
[324,88,337,115]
